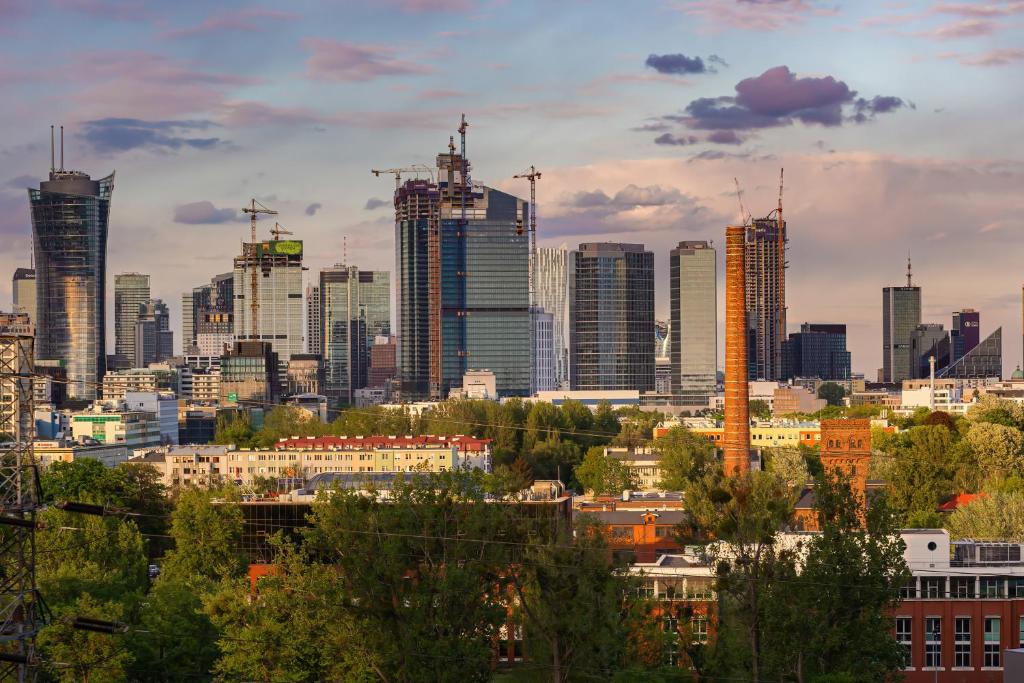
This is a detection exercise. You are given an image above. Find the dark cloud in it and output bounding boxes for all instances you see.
[706,130,745,145]
[645,53,707,75]
[548,184,711,237]
[364,197,389,210]
[654,133,699,146]
[566,184,692,211]
[173,200,238,224]
[305,202,322,216]
[5,175,37,190]
[850,95,912,122]
[82,118,223,153]
[708,54,729,68]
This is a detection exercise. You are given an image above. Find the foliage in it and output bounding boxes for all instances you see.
[38,595,134,683]
[132,579,220,682]
[870,425,956,523]
[946,489,1024,541]
[816,382,845,407]
[749,399,771,420]
[576,446,638,495]
[654,426,716,492]
[764,447,811,489]
[159,488,247,589]
[212,410,256,447]
[964,421,1024,480]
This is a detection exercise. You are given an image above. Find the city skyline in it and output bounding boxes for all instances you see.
[0,1,1022,376]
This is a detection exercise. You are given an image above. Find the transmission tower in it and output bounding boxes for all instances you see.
[0,314,44,681]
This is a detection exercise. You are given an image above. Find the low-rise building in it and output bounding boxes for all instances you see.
[34,439,129,468]
[189,368,220,404]
[124,391,178,445]
[603,446,663,491]
[585,508,687,563]
[102,368,178,401]
[532,390,640,409]
[773,385,827,416]
[69,404,162,448]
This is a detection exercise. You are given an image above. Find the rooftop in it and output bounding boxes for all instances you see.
[272,435,492,451]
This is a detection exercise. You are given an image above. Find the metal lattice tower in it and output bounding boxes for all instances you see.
[0,314,43,680]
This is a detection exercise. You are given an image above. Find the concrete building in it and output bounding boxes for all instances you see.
[882,260,922,383]
[458,369,497,400]
[34,439,128,469]
[368,335,397,389]
[772,385,826,416]
[12,268,35,321]
[909,323,948,380]
[114,273,150,369]
[532,244,574,388]
[670,241,717,407]
[604,446,663,491]
[134,299,173,368]
[195,311,233,357]
[124,391,178,445]
[571,243,655,392]
[530,307,556,394]
[305,284,321,356]
[183,272,233,355]
[745,216,787,381]
[189,368,220,405]
[220,341,279,408]
[102,368,179,401]
[781,323,851,381]
[533,389,640,409]
[70,404,161,449]
[29,158,114,400]
[285,354,323,396]
[233,238,304,363]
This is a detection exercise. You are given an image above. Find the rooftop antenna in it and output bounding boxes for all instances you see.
[906,251,913,287]
[343,235,348,266]
[49,126,55,173]
[60,125,64,172]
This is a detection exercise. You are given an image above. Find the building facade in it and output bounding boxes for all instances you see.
[571,242,655,392]
[232,239,304,363]
[938,328,1002,380]
[306,284,321,356]
[134,299,173,367]
[745,217,787,381]
[12,268,35,321]
[29,166,114,400]
[220,341,280,408]
[782,323,851,381]
[532,244,574,388]
[530,307,556,394]
[909,323,949,379]
[883,273,922,383]
[114,272,150,368]
[670,240,717,406]
[952,309,981,363]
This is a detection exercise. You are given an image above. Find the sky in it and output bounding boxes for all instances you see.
[1,0,1022,377]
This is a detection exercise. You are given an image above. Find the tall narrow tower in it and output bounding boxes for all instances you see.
[724,225,750,475]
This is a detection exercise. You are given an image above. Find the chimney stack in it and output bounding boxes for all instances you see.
[724,225,750,475]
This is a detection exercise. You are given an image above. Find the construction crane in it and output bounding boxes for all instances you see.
[371,165,434,190]
[241,199,277,340]
[513,165,542,304]
[733,177,751,226]
[269,222,292,241]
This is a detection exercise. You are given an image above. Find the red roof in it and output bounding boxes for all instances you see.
[273,434,491,452]
[937,493,984,513]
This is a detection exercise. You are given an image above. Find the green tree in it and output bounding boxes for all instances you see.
[965,421,1024,480]
[946,489,1024,541]
[764,447,811,489]
[37,594,134,683]
[875,425,956,523]
[749,399,771,420]
[132,579,220,682]
[575,446,637,495]
[160,488,247,589]
[213,411,255,447]
[653,426,716,491]
[816,382,845,407]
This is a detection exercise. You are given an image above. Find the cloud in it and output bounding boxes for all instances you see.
[303,38,431,82]
[48,0,149,21]
[546,182,712,237]
[173,201,239,224]
[851,95,913,122]
[81,118,223,153]
[940,48,1024,66]
[654,133,699,146]
[379,0,473,12]
[418,88,467,100]
[681,0,836,32]
[305,203,322,216]
[364,198,389,210]
[164,8,297,39]
[706,130,745,145]
[645,53,708,75]
[919,18,997,40]
[932,2,1024,18]
[218,101,332,127]
[5,174,36,190]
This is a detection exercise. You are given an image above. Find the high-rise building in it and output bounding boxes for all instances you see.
[951,309,980,363]
[114,272,150,368]
[232,237,304,363]
[134,299,172,367]
[306,284,321,356]
[532,245,574,388]
[219,341,279,408]
[909,323,949,379]
[670,240,717,406]
[530,307,555,394]
[939,327,1002,379]
[183,272,232,354]
[12,268,35,321]
[195,311,233,357]
[570,242,655,392]
[29,157,114,400]
[745,216,787,381]
[395,142,530,399]
[368,335,397,389]
[882,259,921,383]
[781,323,851,381]
[319,266,390,404]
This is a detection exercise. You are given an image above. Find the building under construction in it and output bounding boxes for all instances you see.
[232,237,304,364]
[393,128,530,400]
[745,215,787,381]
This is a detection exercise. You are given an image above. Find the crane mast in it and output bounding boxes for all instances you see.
[513,165,542,306]
[241,199,278,341]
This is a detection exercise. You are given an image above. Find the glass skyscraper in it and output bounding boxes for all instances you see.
[670,240,717,406]
[29,167,114,400]
[114,272,150,368]
[570,242,655,392]
[532,245,574,389]
[882,281,921,383]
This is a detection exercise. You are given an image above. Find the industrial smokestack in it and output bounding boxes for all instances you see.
[724,225,750,475]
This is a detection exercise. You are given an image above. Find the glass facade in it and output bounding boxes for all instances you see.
[114,272,150,367]
[233,240,304,363]
[532,245,574,388]
[571,243,655,392]
[29,169,114,400]
[320,266,390,404]
[745,218,787,380]
[938,327,1002,379]
[782,323,851,381]
[882,285,921,383]
[670,241,716,405]
[395,180,436,399]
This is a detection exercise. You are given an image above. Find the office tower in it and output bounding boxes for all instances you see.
[114,272,150,367]
[195,311,233,356]
[232,237,304,363]
[745,216,787,380]
[951,309,980,363]
[29,147,114,400]
[286,354,324,396]
[0,313,34,441]
[183,272,233,354]
[654,320,671,395]
[724,225,750,476]
[319,265,390,404]
[781,323,852,381]
[532,245,574,388]
[939,327,1002,379]
[219,341,279,408]
[909,323,949,379]
[570,242,655,392]
[530,307,555,394]
[394,141,530,399]
[306,284,321,356]
[134,299,172,367]
[882,260,922,383]
[670,240,717,406]
[368,336,397,389]
[12,268,35,321]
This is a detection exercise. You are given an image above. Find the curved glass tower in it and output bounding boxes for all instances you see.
[29,169,114,400]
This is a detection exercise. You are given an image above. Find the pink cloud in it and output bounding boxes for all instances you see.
[163,8,298,39]
[418,89,468,100]
[379,0,473,12]
[303,38,431,82]
[918,18,998,39]
[680,0,838,32]
[48,0,149,21]
[950,47,1024,65]
[932,1,1024,18]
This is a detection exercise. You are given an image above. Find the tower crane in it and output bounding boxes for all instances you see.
[733,177,751,227]
[775,167,785,383]
[241,199,277,340]
[371,165,434,190]
[269,222,293,241]
[513,165,542,304]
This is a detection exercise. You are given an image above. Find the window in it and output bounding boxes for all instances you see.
[951,577,974,599]
[1009,578,1024,598]
[925,617,941,668]
[900,580,917,599]
[895,617,912,669]
[981,577,1004,598]
[691,616,709,645]
[955,617,971,667]
[984,617,1000,668]
[611,526,634,540]
[922,577,944,598]
[663,614,678,633]
[655,526,670,538]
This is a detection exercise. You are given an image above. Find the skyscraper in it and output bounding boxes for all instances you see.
[532,245,574,388]
[530,307,555,394]
[319,265,390,404]
[134,299,172,367]
[306,284,321,356]
[781,323,851,381]
[28,151,114,400]
[183,272,232,354]
[11,268,35,321]
[232,237,304,363]
[882,260,921,383]
[570,242,655,392]
[909,323,948,379]
[938,327,1002,379]
[951,309,980,363]
[394,139,530,399]
[670,240,717,407]
[114,272,150,367]
[745,216,787,380]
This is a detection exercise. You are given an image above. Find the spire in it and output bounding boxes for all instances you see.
[906,252,913,287]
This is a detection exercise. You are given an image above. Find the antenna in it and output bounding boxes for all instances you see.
[906,251,913,287]
[49,126,54,173]
[60,125,64,171]
[343,235,347,266]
